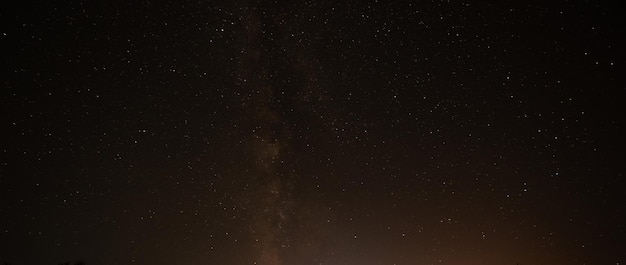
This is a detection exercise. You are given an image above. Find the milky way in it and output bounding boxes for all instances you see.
[239,9,295,265]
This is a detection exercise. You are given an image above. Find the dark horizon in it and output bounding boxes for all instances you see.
[2,1,625,264]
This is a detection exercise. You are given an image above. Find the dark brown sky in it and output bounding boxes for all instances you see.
[2,1,625,264]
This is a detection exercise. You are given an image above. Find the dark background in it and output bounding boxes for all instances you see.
[1,1,625,264]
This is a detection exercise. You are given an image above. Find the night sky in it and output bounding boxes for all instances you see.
[2,1,626,264]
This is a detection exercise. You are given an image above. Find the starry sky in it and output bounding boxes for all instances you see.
[2,1,625,264]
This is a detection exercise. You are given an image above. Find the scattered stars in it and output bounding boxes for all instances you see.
[2,1,624,265]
